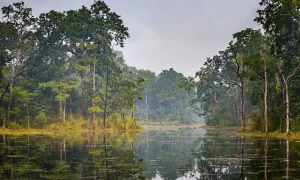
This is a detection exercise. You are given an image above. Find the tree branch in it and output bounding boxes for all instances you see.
[287,56,300,80]
[0,67,33,107]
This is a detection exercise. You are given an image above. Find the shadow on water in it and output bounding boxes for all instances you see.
[1,129,300,179]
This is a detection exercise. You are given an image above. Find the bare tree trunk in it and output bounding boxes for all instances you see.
[103,63,109,128]
[240,78,245,130]
[92,62,96,123]
[145,89,148,125]
[63,102,66,122]
[264,54,268,133]
[284,80,289,134]
[276,72,285,132]
[277,59,300,134]
[213,87,217,102]
[80,77,87,119]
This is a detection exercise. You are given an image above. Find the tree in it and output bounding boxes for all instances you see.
[222,29,263,130]
[136,70,156,124]
[40,81,77,122]
[1,2,37,128]
[255,0,300,134]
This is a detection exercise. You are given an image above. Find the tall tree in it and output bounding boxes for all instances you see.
[255,0,300,134]
[222,29,263,130]
[1,2,37,128]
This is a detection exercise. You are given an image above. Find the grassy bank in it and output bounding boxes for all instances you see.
[237,130,300,140]
[1,118,144,136]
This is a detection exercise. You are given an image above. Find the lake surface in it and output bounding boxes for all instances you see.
[0,128,300,179]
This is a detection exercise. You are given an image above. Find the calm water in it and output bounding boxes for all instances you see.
[0,128,300,179]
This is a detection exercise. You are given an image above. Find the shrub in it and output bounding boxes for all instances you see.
[291,117,300,132]
[35,111,47,126]
[108,113,125,129]
[8,122,23,129]
[247,108,264,131]
[125,118,139,130]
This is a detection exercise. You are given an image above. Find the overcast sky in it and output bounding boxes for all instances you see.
[0,0,261,76]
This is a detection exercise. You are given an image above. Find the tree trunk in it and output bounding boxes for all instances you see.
[276,72,285,132]
[177,108,180,122]
[284,79,290,134]
[131,102,134,119]
[145,89,148,125]
[92,62,96,123]
[59,101,63,121]
[6,80,14,127]
[240,78,245,130]
[63,102,66,122]
[80,77,87,119]
[103,63,109,128]
[63,139,66,161]
[264,54,268,133]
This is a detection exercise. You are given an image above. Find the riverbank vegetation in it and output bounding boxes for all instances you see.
[181,0,300,134]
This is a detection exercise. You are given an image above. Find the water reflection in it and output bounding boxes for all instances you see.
[1,129,300,179]
[0,132,145,179]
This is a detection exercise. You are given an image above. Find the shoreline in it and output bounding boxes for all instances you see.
[4,125,300,140]
[0,127,143,136]
[142,124,207,130]
[237,130,300,140]
[0,124,209,135]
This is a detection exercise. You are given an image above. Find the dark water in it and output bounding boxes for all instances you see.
[0,128,300,179]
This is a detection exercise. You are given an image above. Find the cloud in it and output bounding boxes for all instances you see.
[118,0,262,76]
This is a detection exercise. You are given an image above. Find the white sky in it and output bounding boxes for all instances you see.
[0,0,261,76]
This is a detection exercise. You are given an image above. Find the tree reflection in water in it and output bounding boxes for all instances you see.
[1,129,300,179]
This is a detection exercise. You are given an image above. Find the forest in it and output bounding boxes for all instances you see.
[0,1,197,130]
[1,0,300,134]
[181,0,300,134]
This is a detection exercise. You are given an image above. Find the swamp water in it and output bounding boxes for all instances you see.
[0,128,300,179]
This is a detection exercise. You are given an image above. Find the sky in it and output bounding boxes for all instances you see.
[0,0,261,77]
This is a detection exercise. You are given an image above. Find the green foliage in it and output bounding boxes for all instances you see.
[8,122,23,129]
[39,81,77,102]
[247,108,264,131]
[135,68,198,124]
[35,111,47,125]
[125,118,139,130]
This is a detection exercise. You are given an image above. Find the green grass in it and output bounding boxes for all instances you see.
[1,118,144,136]
[237,129,300,139]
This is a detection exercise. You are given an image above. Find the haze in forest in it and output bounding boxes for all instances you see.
[0,0,261,76]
